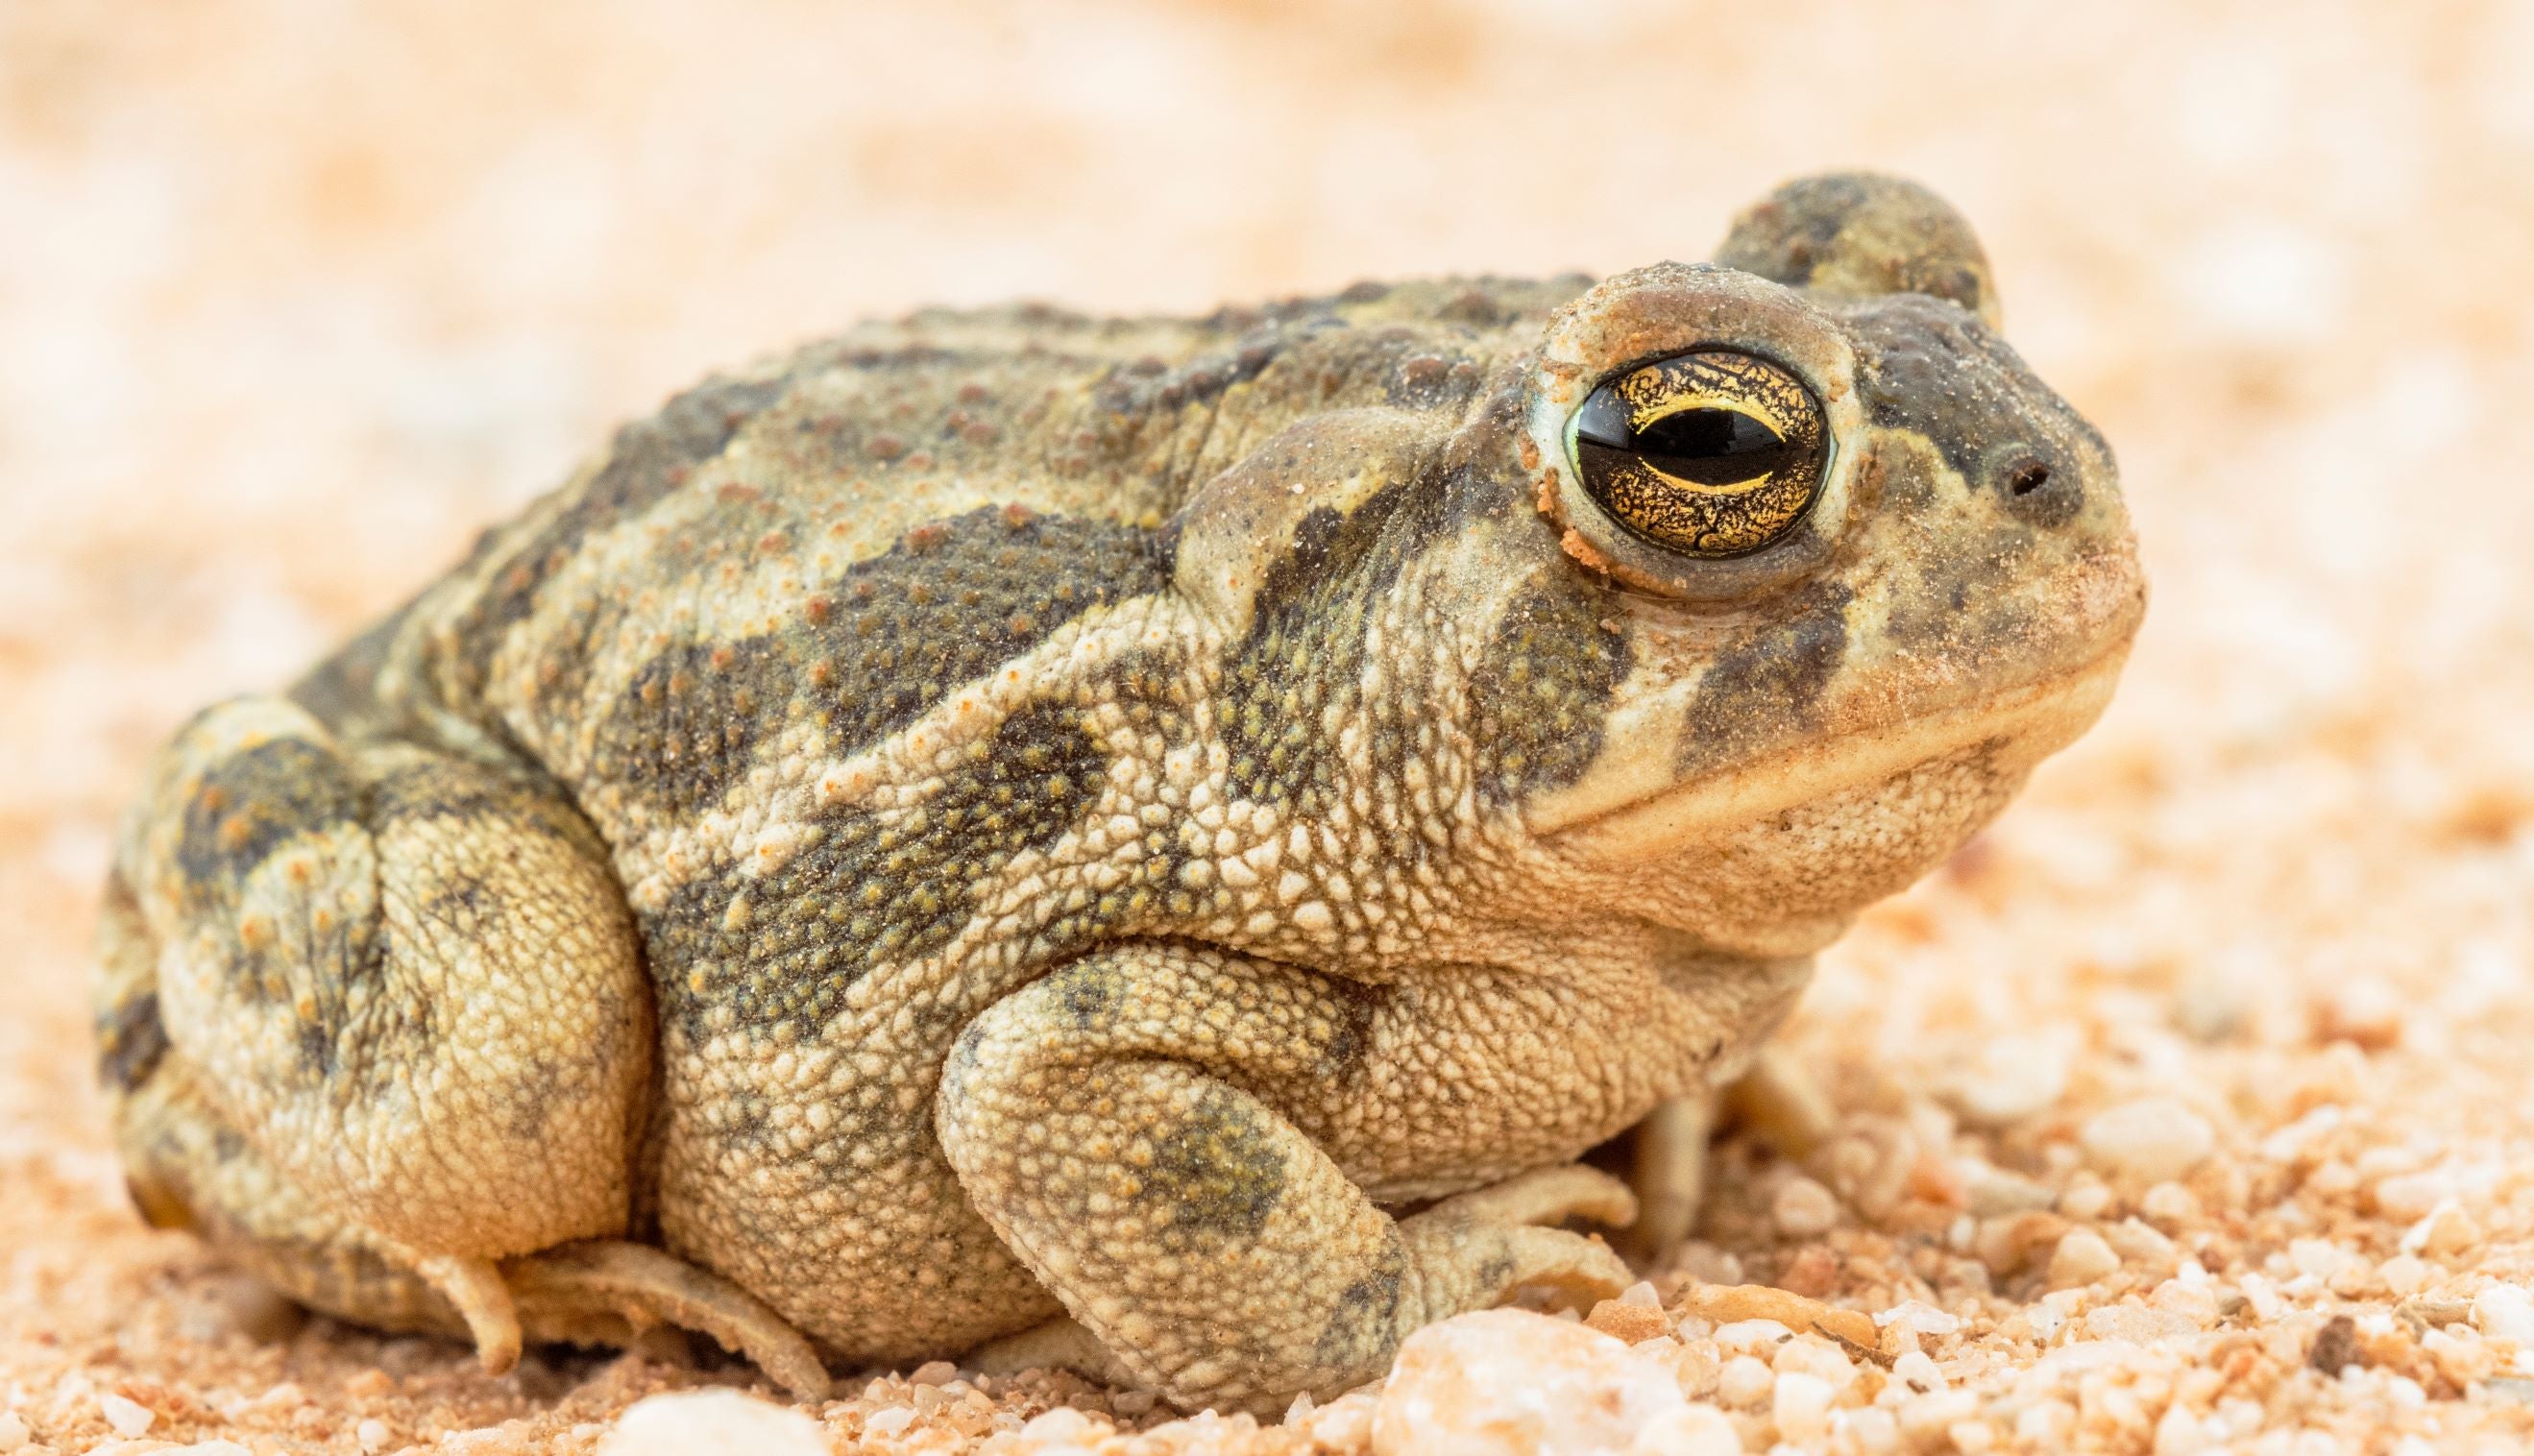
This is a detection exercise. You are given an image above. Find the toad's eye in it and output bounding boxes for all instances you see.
[1570,351,1830,558]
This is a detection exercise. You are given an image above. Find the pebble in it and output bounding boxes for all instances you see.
[1717,1354,1775,1406]
[2150,1278,2221,1327]
[597,1390,826,1456]
[2058,1176,2114,1222]
[1296,1393,1377,1450]
[2379,1253,2432,1296]
[2289,1237,2362,1283]
[1586,1296,1675,1345]
[356,1417,391,1453]
[2016,1398,2077,1445]
[1874,1299,1961,1337]
[1893,1348,1947,1393]
[1772,1176,1841,1237]
[2374,1170,2454,1222]
[1623,1405,1742,1456]
[1772,1371,1834,1444]
[2473,1285,2534,1347]
[1371,1309,1709,1456]
[2083,1305,2200,1346]
[1942,1036,2069,1126]
[2081,1099,2217,1183]
[1949,1417,1999,1451]
[1679,1284,1879,1347]
[2154,1402,2217,1455]
[1963,1164,2057,1216]
[2140,1181,2202,1225]
[2104,1217,2180,1273]
[1018,1407,1101,1444]
[2403,1201,2483,1256]
[1714,1319,1792,1358]
[0,1412,24,1453]
[98,1393,155,1438]
[1770,1335,1858,1392]
[2048,1228,2122,1288]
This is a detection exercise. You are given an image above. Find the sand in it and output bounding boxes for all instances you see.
[4,1,2533,1450]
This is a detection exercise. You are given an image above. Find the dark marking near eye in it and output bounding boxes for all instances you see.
[97,991,170,1093]
[296,1019,336,1077]
[1218,473,1455,815]
[1677,582,1853,772]
[1143,1084,1288,1242]
[1468,581,1633,808]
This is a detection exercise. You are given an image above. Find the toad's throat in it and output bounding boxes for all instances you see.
[1526,644,2132,864]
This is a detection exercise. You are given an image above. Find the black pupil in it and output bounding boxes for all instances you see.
[1575,388,1792,488]
[1630,408,1790,486]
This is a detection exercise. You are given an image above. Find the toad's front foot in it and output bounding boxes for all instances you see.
[967,1164,1636,1406]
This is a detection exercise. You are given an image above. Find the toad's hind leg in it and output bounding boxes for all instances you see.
[110,1055,828,1397]
[107,695,654,1368]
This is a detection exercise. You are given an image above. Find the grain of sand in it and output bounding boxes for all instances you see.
[5,3,2533,1451]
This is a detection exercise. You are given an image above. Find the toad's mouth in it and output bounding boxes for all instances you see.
[1526,641,2133,866]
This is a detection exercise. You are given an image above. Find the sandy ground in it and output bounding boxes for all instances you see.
[6,1,2534,1451]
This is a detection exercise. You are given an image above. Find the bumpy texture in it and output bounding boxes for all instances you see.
[93,174,2143,1414]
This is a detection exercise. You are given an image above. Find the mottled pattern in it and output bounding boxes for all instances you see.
[1216,478,1450,816]
[646,697,1118,1039]
[97,173,2144,1416]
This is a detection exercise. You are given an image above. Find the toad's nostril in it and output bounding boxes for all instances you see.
[2005,458,2051,497]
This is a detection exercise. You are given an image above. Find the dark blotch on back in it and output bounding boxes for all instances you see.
[646,697,1117,1038]
[607,638,796,815]
[1677,582,1853,773]
[597,507,1168,814]
[1468,579,1633,808]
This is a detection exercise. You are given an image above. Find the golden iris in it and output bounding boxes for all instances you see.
[1571,351,1828,558]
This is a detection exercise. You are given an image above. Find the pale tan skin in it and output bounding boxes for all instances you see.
[94,174,2144,1414]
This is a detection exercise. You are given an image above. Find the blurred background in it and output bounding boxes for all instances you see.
[4,0,2533,1446]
